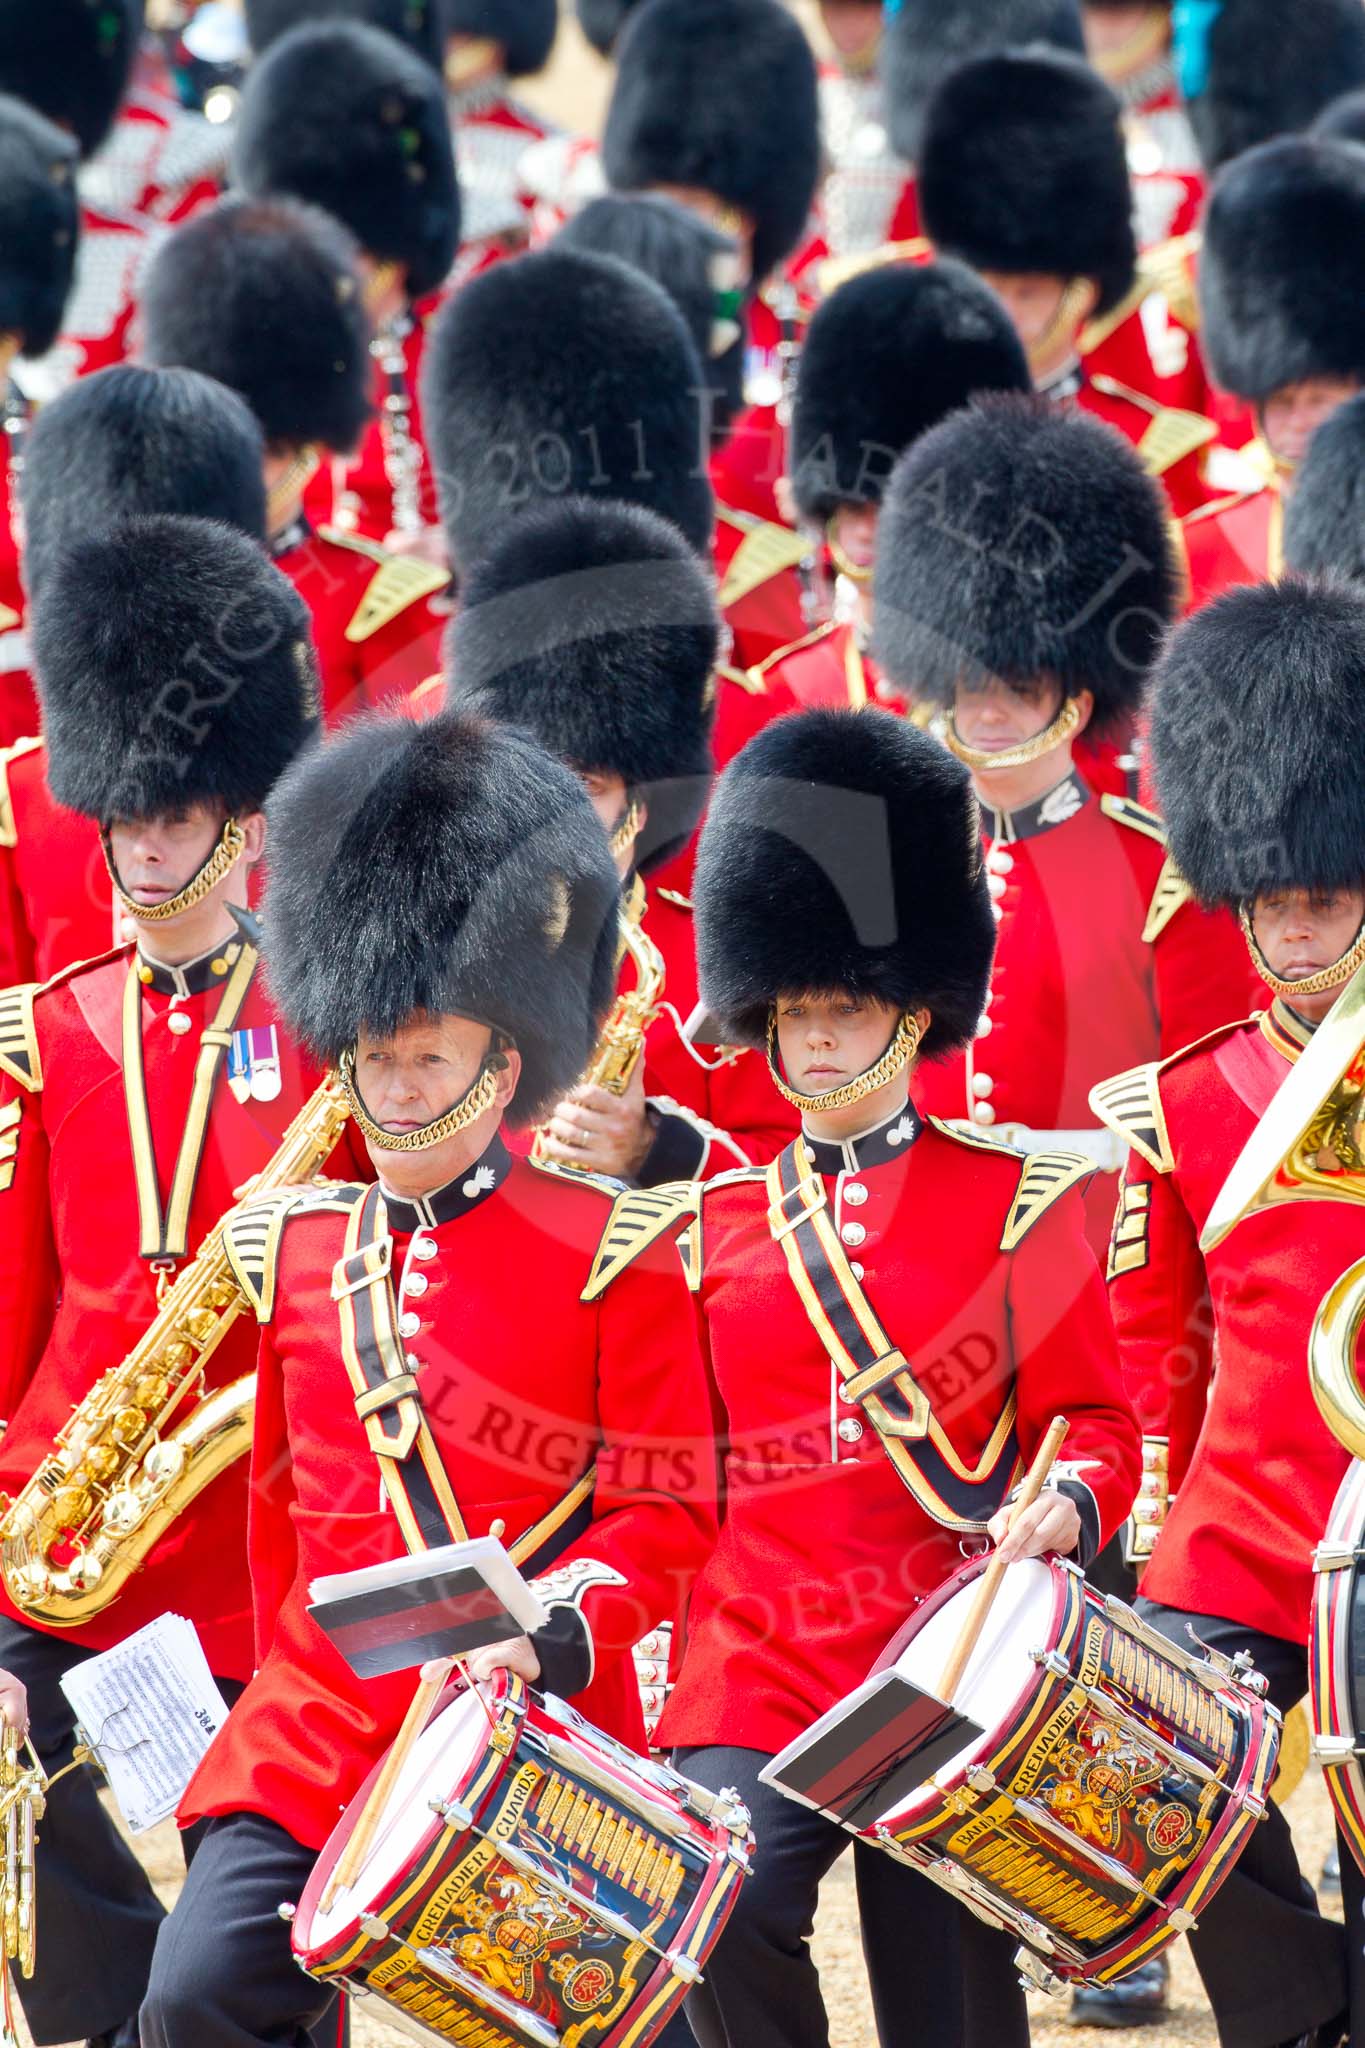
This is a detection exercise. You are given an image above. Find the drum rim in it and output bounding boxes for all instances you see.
[290,1667,521,1961]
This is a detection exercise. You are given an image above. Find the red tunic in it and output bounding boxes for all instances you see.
[0,942,347,1678]
[0,739,113,989]
[271,523,449,728]
[0,430,36,751]
[1178,485,1279,616]
[749,618,905,715]
[913,774,1260,1251]
[180,1149,717,1848]
[1093,1004,1359,1643]
[659,1113,1141,1753]
[713,502,814,682]
[82,86,227,228]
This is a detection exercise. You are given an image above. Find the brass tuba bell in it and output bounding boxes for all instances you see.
[1200,963,1365,1457]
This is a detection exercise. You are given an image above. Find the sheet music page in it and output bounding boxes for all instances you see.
[59,1613,230,1833]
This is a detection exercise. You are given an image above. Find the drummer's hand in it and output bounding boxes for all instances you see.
[0,1668,28,1734]
[463,1636,543,1685]
[988,1488,1081,1566]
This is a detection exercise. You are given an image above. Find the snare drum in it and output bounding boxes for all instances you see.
[1311,1458,1365,1870]
[288,1672,753,2048]
[863,1556,1279,1992]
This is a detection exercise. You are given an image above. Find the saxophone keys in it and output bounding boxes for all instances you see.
[49,1486,93,1531]
[110,1407,147,1446]
[132,1373,168,1410]
[81,1444,120,1482]
[142,1440,185,1487]
[102,1491,144,1534]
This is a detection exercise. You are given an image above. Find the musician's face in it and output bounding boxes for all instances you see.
[830,501,878,573]
[107,803,227,908]
[354,1012,520,1195]
[776,992,904,1093]
[579,769,643,878]
[1260,375,1358,466]
[1250,886,1365,1022]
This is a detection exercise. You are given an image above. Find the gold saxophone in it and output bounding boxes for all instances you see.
[532,876,665,1162]
[0,1070,353,1626]
[1200,960,1365,1456]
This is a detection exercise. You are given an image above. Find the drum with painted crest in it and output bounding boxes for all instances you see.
[863,1556,1279,1993]
[287,1671,753,2047]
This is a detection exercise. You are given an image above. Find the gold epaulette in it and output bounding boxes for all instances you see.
[653,887,693,912]
[317,527,451,644]
[716,659,767,699]
[927,1115,1023,1160]
[1000,1152,1095,1252]
[817,236,930,299]
[747,619,838,682]
[1089,1065,1172,1173]
[1100,792,1166,846]
[223,1180,368,1321]
[1079,234,1200,356]
[0,1098,18,1192]
[580,1180,701,1302]
[1142,851,1194,943]
[1088,375,1216,478]
[0,737,43,851]
[716,516,811,611]
[0,984,42,1094]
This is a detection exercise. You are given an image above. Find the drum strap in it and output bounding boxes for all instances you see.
[332,1183,598,1569]
[765,1140,1021,1531]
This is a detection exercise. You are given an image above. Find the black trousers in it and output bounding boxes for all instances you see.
[141,1810,346,2048]
[1136,1599,1360,2048]
[0,1611,245,2045]
[665,1745,1028,2048]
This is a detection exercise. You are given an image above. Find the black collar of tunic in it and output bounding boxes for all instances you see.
[800,1100,924,1177]
[383,1130,512,1233]
[983,768,1090,845]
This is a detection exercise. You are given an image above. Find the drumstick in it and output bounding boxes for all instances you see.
[936,1415,1069,1706]
[320,1670,445,1912]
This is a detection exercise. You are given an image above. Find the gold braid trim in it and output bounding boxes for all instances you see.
[104,818,245,924]
[340,1048,504,1153]
[764,1010,920,1115]
[1240,909,1365,1001]
[940,696,1083,774]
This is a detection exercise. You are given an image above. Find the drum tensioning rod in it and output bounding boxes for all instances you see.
[415,1945,563,2047]
[877,1841,1094,1971]
[427,1799,704,1981]
[528,1730,709,1849]
[1030,1651,1228,1788]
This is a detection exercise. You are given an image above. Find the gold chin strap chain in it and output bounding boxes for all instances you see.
[1240,908,1365,1002]
[266,446,321,530]
[608,798,644,865]
[103,817,246,925]
[340,1047,506,1153]
[1025,276,1095,378]
[825,516,873,588]
[940,695,1083,775]
[765,1009,922,1115]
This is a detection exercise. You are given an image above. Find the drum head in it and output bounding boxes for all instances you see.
[304,1687,494,1949]
[875,1557,1056,1825]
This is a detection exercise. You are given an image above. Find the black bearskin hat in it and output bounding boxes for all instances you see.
[423,247,714,572]
[1199,138,1365,403]
[602,0,820,285]
[234,20,460,300]
[556,192,745,437]
[694,709,995,1059]
[438,0,557,77]
[263,712,620,1120]
[20,367,266,602]
[449,498,718,872]
[0,0,140,160]
[884,0,1085,163]
[34,516,320,824]
[873,393,1176,734]
[0,97,79,359]
[1313,87,1365,147]
[1185,0,1365,171]
[790,259,1031,526]
[1150,579,1365,905]
[244,0,442,65]
[1282,395,1365,586]
[918,47,1136,317]
[577,0,641,55]
[142,196,373,455]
